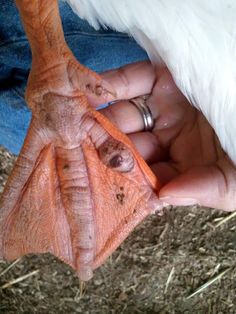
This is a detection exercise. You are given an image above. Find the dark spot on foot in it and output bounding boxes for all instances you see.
[63,164,70,170]
[109,154,123,168]
[86,83,91,91]
[95,85,103,96]
[45,113,52,126]
[120,186,124,191]
[99,138,134,172]
[102,147,108,154]
[116,193,125,205]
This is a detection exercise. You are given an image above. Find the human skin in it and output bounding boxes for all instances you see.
[97,62,236,211]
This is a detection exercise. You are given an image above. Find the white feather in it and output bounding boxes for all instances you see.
[66,0,236,164]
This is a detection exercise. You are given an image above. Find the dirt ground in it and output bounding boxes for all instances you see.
[0,146,236,314]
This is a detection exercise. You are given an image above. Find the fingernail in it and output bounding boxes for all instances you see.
[159,197,199,206]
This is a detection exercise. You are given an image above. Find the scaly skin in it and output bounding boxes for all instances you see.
[0,0,161,280]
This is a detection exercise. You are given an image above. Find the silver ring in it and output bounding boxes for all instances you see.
[129,95,154,131]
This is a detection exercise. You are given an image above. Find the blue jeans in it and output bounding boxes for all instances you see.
[0,0,148,155]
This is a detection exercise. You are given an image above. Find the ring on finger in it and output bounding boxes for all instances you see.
[129,95,154,131]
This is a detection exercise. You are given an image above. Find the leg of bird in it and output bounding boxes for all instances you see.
[0,0,161,281]
[15,0,116,108]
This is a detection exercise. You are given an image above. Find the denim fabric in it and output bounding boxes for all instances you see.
[0,0,148,154]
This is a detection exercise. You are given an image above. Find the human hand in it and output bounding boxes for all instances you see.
[96,61,236,211]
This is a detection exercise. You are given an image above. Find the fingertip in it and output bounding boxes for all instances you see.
[159,196,199,206]
[100,61,156,100]
[158,166,235,211]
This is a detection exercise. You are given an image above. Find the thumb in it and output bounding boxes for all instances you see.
[157,163,236,211]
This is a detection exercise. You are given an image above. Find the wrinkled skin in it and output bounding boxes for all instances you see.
[0,0,161,281]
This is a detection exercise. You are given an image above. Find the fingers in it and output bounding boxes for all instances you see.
[128,132,165,163]
[155,159,236,211]
[99,74,187,137]
[101,101,143,133]
[90,61,156,107]
[151,162,179,185]
[100,100,154,133]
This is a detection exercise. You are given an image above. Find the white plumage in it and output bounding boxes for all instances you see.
[66,0,236,164]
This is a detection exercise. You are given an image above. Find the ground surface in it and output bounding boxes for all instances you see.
[0,146,236,314]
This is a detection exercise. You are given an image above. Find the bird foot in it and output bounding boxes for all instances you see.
[0,55,161,280]
[0,0,161,280]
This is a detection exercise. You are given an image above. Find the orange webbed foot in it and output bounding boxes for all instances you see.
[0,0,162,281]
[0,84,162,280]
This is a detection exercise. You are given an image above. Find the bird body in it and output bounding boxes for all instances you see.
[67,0,236,164]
